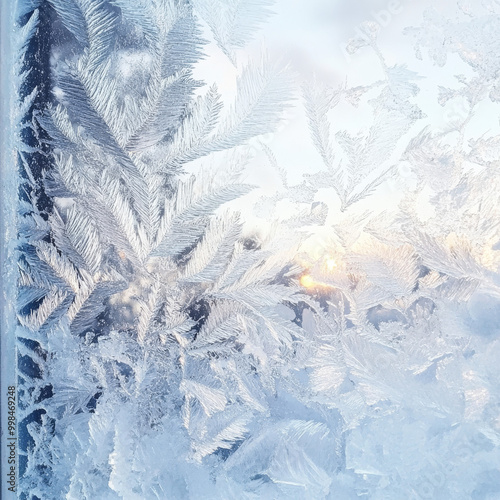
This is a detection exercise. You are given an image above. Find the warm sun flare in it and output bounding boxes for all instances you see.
[300,275,316,288]
[325,258,337,271]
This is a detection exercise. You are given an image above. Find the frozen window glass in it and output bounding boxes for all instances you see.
[1,1,499,498]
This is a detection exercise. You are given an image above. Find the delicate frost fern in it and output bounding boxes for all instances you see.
[192,0,274,63]
[14,1,311,498]
[12,1,500,499]
[302,66,421,211]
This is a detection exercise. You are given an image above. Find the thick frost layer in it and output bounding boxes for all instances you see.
[11,1,500,499]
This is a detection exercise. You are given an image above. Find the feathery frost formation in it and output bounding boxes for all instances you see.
[11,0,500,499]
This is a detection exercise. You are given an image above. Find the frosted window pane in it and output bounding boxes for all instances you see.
[1,1,499,498]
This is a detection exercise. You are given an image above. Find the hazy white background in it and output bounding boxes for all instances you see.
[193,0,495,249]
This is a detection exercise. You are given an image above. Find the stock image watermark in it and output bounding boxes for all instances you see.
[409,429,491,499]
[339,0,405,62]
[6,385,17,494]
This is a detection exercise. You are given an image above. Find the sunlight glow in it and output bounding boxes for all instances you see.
[300,275,316,288]
[325,257,337,271]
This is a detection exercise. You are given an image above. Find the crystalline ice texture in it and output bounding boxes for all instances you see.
[4,1,500,499]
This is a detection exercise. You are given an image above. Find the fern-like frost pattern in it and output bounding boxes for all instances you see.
[9,1,500,499]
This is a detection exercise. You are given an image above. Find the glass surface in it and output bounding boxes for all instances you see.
[1,1,500,498]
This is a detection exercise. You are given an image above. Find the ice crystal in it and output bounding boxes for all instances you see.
[6,0,500,499]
